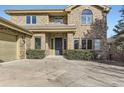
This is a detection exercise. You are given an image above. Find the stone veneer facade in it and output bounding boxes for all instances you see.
[17,34,31,59]
[6,5,110,58]
[67,6,108,58]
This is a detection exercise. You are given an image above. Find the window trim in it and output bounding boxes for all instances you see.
[32,16,36,24]
[74,38,80,49]
[81,39,87,49]
[87,39,93,49]
[64,38,67,50]
[26,15,37,24]
[94,39,101,50]
[34,36,41,49]
[81,38,93,50]
[81,9,93,25]
[26,16,31,24]
[53,17,64,24]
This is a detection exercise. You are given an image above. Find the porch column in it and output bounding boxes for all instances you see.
[41,33,46,50]
[67,32,74,50]
[17,35,26,59]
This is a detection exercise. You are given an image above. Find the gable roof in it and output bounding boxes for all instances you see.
[0,17,32,36]
[65,5,110,13]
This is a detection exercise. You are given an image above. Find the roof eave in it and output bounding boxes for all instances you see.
[30,29,76,33]
[5,9,66,15]
[0,17,33,36]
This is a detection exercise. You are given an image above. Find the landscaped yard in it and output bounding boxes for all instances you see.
[0,56,124,87]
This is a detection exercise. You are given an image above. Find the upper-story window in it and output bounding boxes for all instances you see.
[26,16,31,24]
[32,16,36,24]
[53,17,64,24]
[81,9,93,25]
[26,16,36,24]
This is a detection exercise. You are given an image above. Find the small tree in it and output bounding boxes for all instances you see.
[113,5,124,50]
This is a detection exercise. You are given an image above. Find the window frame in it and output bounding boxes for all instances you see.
[74,38,80,49]
[32,16,36,24]
[94,39,101,50]
[34,37,41,49]
[26,16,31,24]
[81,9,93,25]
[53,17,64,24]
[26,15,37,24]
[87,39,93,49]
[64,38,67,50]
[81,38,93,50]
[81,39,87,49]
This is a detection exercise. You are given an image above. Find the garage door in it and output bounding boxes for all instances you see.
[0,32,17,62]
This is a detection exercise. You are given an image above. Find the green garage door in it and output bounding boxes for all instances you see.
[0,32,17,62]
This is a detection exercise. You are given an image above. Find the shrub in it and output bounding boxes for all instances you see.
[111,51,124,62]
[92,51,103,60]
[26,49,45,59]
[64,50,94,60]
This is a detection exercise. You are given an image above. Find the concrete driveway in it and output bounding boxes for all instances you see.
[0,56,124,87]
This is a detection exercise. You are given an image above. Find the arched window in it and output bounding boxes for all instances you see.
[81,9,93,24]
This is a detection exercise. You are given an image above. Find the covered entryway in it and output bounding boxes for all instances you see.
[0,32,17,62]
[27,24,76,56]
[45,31,75,55]
[45,32,74,56]
[45,33,67,55]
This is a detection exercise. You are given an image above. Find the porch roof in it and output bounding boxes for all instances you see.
[23,24,76,33]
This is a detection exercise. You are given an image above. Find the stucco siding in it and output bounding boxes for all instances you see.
[11,16,26,25]
[37,15,49,24]
[11,15,49,25]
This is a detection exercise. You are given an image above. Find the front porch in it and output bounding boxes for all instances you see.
[29,24,76,56]
[45,32,74,55]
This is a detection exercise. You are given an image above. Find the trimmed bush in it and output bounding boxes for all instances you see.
[26,49,45,59]
[64,50,94,60]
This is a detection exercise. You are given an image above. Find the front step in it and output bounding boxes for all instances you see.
[44,55,68,61]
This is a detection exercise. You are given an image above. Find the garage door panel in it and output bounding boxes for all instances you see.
[0,32,17,42]
[0,32,17,62]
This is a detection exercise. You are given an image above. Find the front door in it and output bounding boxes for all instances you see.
[55,38,62,55]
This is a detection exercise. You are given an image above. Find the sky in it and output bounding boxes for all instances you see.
[0,5,122,38]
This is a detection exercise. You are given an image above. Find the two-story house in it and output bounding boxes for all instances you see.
[0,5,110,61]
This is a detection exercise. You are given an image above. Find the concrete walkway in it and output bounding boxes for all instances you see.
[0,56,124,87]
